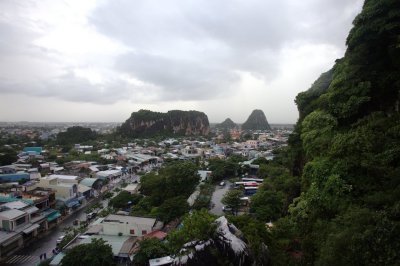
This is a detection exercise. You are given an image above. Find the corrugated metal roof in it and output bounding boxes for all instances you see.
[0,209,25,219]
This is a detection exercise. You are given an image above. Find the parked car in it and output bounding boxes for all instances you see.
[78,234,90,240]
[222,205,232,212]
[219,181,225,186]
[56,235,65,244]
[87,212,97,220]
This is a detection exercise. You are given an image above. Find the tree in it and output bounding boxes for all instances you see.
[157,196,189,223]
[109,191,143,209]
[208,158,239,182]
[168,209,216,254]
[228,215,271,265]
[60,238,114,266]
[140,161,199,205]
[0,151,17,166]
[221,189,243,215]
[133,238,169,265]
[56,126,97,145]
[250,190,284,222]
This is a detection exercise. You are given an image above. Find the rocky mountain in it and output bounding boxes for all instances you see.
[241,109,271,130]
[118,109,210,137]
[215,118,237,130]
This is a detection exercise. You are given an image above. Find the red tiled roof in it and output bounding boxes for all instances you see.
[143,230,167,240]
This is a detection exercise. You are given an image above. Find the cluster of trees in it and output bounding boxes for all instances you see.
[0,149,17,166]
[134,209,217,265]
[60,238,114,266]
[109,191,143,209]
[207,154,246,182]
[129,161,199,222]
[56,126,98,145]
[258,1,400,265]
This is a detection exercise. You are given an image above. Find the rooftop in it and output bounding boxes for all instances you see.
[0,208,26,219]
[103,214,156,227]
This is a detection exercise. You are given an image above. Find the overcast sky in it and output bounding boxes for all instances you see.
[0,0,363,123]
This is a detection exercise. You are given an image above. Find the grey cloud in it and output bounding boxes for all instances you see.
[0,71,142,105]
[89,0,361,100]
[116,52,239,101]
[0,0,363,106]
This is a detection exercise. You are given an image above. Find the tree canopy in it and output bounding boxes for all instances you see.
[261,1,400,265]
[56,126,97,145]
[60,238,114,266]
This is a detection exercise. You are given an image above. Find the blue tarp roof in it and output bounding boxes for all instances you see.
[23,147,43,154]
[0,173,30,182]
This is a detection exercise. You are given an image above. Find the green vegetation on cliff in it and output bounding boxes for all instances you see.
[237,1,400,265]
[118,109,210,137]
[215,118,237,130]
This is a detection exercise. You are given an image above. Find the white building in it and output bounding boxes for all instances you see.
[102,215,160,237]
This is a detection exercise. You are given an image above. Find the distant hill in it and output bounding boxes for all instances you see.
[215,118,237,130]
[118,109,210,137]
[241,109,271,130]
[57,126,97,145]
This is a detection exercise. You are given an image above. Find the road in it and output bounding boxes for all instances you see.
[3,203,93,266]
[209,181,231,216]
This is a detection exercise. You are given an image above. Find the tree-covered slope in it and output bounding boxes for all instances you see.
[56,126,97,145]
[215,118,237,130]
[272,1,400,265]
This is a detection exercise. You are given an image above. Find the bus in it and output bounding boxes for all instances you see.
[244,187,258,196]
[234,181,260,188]
[244,182,259,187]
[234,181,247,188]
[241,177,264,183]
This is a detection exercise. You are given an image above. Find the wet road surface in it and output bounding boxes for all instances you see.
[209,181,231,216]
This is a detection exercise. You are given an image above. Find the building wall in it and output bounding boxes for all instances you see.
[36,179,76,200]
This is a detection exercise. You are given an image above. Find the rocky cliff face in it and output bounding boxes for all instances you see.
[118,109,210,137]
[215,118,237,130]
[241,109,271,130]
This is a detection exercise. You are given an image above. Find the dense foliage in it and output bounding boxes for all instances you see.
[221,189,243,214]
[56,126,97,145]
[263,1,400,265]
[167,209,217,254]
[130,161,198,222]
[60,238,114,266]
[118,109,210,137]
[207,155,246,181]
[109,191,143,209]
[215,118,237,130]
[133,238,169,265]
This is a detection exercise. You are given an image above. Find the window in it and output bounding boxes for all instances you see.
[130,229,135,235]
[142,230,147,235]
